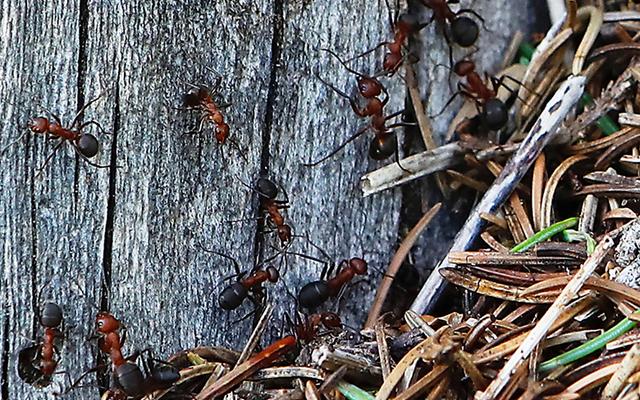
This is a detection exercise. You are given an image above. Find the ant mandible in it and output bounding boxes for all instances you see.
[421,0,483,49]
[26,95,108,170]
[17,302,64,388]
[219,265,280,310]
[298,257,368,309]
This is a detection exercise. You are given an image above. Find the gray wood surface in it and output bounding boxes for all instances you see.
[0,1,531,398]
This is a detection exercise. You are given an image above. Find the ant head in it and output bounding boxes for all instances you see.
[349,258,368,275]
[321,312,342,328]
[102,389,128,400]
[369,135,396,160]
[357,77,382,98]
[28,117,49,134]
[96,312,121,334]
[383,53,402,73]
[482,98,508,131]
[453,59,475,77]
[450,16,479,48]
[219,282,248,310]
[76,133,99,158]
[115,362,145,397]
[298,281,329,309]
[40,302,63,328]
[182,87,207,107]
[266,266,280,282]
[255,177,278,200]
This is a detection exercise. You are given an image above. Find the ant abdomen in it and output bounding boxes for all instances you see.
[256,177,278,200]
[450,16,479,47]
[482,98,508,131]
[298,281,330,309]
[115,362,146,397]
[76,134,100,158]
[40,302,63,328]
[266,266,280,282]
[219,282,248,310]
[369,135,396,160]
[149,365,181,389]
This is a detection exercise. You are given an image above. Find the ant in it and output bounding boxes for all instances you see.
[421,0,484,49]
[298,257,368,309]
[219,265,280,310]
[181,78,245,161]
[437,58,510,131]
[294,312,342,342]
[256,177,293,246]
[95,312,179,398]
[316,49,389,119]
[25,95,108,170]
[17,302,63,388]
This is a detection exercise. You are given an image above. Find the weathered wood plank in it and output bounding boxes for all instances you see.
[0,1,534,399]
[0,2,110,399]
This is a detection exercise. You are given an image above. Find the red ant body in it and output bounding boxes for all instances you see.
[295,312,342,342]
[182,80,230,144]
[449,58,509,130]
[24,95,107,169]
[298,258,368,308]
[256,177,292,245]
[421,0,483,48]
[18,302,63,387]
[381,13,425,74]
[219,265,280,310]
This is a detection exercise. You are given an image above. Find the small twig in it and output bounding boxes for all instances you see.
[476,230,617,400]
[602,343,640,400]
[375,323,392,379]
[365,203,441,327]
[236,303,274,366]
[405,63,448,198]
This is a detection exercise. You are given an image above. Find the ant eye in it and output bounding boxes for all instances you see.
[98,321,104,327]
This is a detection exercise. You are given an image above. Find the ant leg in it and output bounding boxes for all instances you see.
[228,138,248,163]
[457,9,488,31]
[429,83,473,118]
[315,73,366,117]
[36,141,64,172]
[70,92,106,129]
[182,115,207,136]
[0,131,27,155]
[321,48,368,78]
[301,125,370,167]
[392,134,411,173]
[73,147,112,169]
[195,243,243,276]
[79,120,109,135]
[493,74,540,101]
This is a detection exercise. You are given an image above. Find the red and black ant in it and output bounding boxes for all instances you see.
[255,177,293,246]
[23,95,108,170]
[297,257,368,309]
[95,312,179,398]
[422,0,484,49]
[219,265,280,310]
[436,58,510,131]
[181,78,245,161]
[17,302,63,388]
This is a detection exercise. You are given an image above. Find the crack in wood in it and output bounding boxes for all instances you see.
[1,316,9,400]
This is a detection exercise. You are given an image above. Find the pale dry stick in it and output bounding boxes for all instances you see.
[365,203,442,327]
[410,75,586,315]
[404,309,436,336]
[572,5,604,76]
[579,195,598,234]
[602,344,640,400]
[532,154,546,231]
[361,143,465,196]
[405,63,449,198]
[475,232,617,400]
[604,11,640,23]
[235,303,273,366]
[540,154,589,229]
[375,323,392,379]
[547,0,567,26]
[500,31,524,71]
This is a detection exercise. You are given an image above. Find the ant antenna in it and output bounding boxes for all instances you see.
[195,242,242,276]
[321,48,369,78]
[302,124,370,167]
